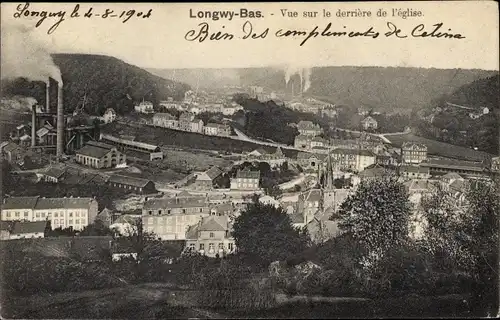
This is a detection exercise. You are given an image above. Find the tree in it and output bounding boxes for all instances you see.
[79,220,113,236]
[232,200,310,266]
[336,177,412,268]
[422,180,499,315]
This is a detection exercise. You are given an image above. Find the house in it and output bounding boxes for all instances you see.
[210,202,233,216]
[399,165,431,179]
[179,113,195,131]
[75,141,126,169]
[358,167,393,181]
[440,172,464,185]
[420,158,487,177]
[95,208,114,227]
[107,174,157,194]
[102,108,117,124]
[8,221,48,240]
[230,170,260,190]
[153,113,179,129]
[0,221,15,240]
[142,195,211,240]
[184,215,235,257]
[203,123,219,136]
[190,166,223,190]
[401,142,428,164]
[296,152,327,172]
[490,156,500,172]
[310,136,327,149]
[1,141,24,164]
[134,101,154,114]
[258,195,281,208]
[110,214,142,236]
[1,196,98,231]
[361,116,378,130]
[297,121,323,136]
[296,189,323,226]
[294,135,311,149]
[190,119,204,133]
[39,167,66,183]
[330,148,376,172]
[216,124,232,136]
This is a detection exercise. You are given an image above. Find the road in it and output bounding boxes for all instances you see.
[278,174,307,190]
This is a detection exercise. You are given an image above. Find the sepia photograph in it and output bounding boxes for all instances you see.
[0,1,499,319]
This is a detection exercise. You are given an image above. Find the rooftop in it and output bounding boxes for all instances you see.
[420,158,486,172]
[12,221,47,235]
[107,174,153,188]
[143,197,208,211]
[44,167,66,179]
[235,170,260,179]
[101,134,160,152]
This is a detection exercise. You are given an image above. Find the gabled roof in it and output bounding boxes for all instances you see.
[11,221,47,235]
[441,172,464,180]
[236,170,260,179]
[203,166,223,181]
[400,165,430,174]
[35,197,96,210]
[198,216,229,232]
[101,134,160,152]
[2,142,22,153]
[143,197,208,210]
[112,214,141,225]
[2,196,40,210]
[296,152,327,160]
[76,144,113,159]
[107,174,152,188]
[44,167,66,179]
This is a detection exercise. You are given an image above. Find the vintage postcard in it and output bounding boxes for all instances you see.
[0,1,499,319]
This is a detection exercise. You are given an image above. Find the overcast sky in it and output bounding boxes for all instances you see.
[1,1,499,70]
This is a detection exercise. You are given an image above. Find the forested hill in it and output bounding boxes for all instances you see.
[416,74,500,155]
[152,67,496,114]
[434,74,499,111]
[1,54,190,116]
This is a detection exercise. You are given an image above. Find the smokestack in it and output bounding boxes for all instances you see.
[46,81,50,113]
[31,105,36,147]
[56,83,64,158]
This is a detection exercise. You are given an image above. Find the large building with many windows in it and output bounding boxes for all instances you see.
[184,215,235,257]
[230,170,260,190]
[1,196,98,231]
[142,195,211,240]
[401,142,428,164]
[75,141,126,169]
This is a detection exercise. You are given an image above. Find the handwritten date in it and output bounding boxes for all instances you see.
[13,3,152,34]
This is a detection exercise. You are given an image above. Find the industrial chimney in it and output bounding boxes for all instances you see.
[56,83,64,158]
[46,81,50,113]
[31,105,36,147]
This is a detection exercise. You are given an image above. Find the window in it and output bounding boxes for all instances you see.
[188,243,195,251]
[218,243,224,250]
[15,212,20,217]
[208,243,214,252]
[182,209,186,214]
[54,212,58,218]
[75,219,80,224]
[36,212,40,218]
[149,210,152,215]
[167,210,171,215]
[69,220,73,224]
[159,210,162,215]
[210,232,214,238]
[228,243,234,251]
[6,212,11,218]
[69,212,73,217]
[199,208,203,213]
[199,243,205,250]
[24,211,29,217]
[76,212,80,217]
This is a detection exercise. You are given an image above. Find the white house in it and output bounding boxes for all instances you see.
[102,108,117,123]
[134,101,154,114]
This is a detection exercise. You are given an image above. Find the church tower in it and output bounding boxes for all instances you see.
[320,150,337,210]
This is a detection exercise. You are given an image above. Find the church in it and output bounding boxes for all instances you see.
[290,152,351,243]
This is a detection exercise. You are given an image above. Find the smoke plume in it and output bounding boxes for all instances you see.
[1,24,62,84]
[283,65,312,93]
